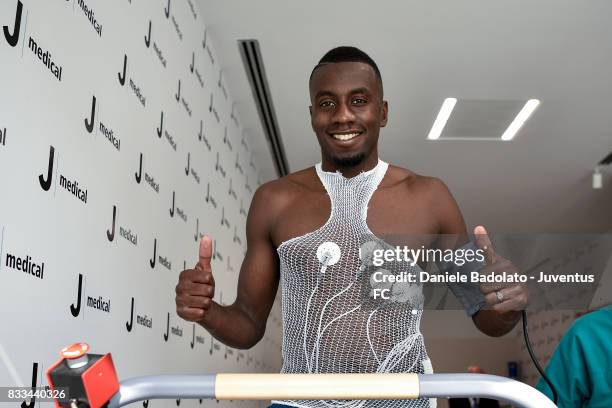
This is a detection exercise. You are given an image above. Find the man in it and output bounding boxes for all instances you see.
[175,46,528,407]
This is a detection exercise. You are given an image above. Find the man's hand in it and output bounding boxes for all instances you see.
[474,225,529,313]
[176,235,216,322]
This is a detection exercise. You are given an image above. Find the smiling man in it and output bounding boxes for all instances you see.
[175,46,529,408]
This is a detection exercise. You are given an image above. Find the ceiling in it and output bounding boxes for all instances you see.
[197,0,612,233]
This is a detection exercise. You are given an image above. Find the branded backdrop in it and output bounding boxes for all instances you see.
[0,1,282,407]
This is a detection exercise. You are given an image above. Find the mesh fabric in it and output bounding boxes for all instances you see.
[275,159,433,408]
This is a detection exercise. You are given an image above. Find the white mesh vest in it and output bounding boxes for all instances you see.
[275,159,433,408]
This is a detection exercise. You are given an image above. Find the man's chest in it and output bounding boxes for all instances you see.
[270,187,439,249]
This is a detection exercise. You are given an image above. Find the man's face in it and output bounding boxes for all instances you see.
[309,61,388,168]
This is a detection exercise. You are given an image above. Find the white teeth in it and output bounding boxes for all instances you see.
[332,132,360,141]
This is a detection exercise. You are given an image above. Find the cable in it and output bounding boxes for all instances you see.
[522,310,558,405]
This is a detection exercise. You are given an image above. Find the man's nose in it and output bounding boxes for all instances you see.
[332,101,356,124]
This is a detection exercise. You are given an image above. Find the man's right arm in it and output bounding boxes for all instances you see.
[175,183,281,349]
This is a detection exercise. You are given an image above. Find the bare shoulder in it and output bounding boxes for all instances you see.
[386,164,453,200]
[387,164,466,234]
[249,167,319,219]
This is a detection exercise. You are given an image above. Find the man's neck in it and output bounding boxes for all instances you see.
[320,153,379,178]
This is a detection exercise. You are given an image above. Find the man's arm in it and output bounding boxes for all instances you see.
[175,182,280,349]
[430,178,524,337]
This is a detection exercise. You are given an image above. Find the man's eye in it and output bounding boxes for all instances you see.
[320,101,334,108]
[352,98,367,105]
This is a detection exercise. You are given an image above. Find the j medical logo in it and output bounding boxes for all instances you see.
[163,312,184,342]
[3,0,22,48]
[194,218,204,242]
[233,226,242,246]
[88,94,120,151]
[107,206,137,246]
[230,103,240,128]
[69,274,110,317]
[245,175,253,195]
[202,29,214,65]
[157,111,178,151]
[221,207,230,229]
[117,56,146,107]
[185,153,201,184]
[212,239,222,261]
[198,119,211,151]
[209,93,220,123]
[135,153,160,193]
[164,0,183,41]
[205,182,217,208]
[149,238,172,271]
[241,131,250,152]
[3,2,64,82]
[240,199,247,217]
[143,21,167,68]
[38,146,88,203]
[169,191,188,223]
[0,126,7,148]
[215,152,226,178]
[190,51,204,88]
[235,153,243,175]
[126,297,153,332]
[218,70,228,100]
[175,79,192,117]
[228,178,237,200]
[223,127,233,152]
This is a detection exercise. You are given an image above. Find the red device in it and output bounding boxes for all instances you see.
[46,343,120,408]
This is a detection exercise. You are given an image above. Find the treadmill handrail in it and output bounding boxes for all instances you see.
[107,373,556,408]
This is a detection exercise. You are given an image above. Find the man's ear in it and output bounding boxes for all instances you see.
[380,100,389,127]
[309,106,315,132]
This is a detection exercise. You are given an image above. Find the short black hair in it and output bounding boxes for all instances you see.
[309,46,383,95]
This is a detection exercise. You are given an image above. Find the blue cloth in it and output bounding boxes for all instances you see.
[536,306,612,407]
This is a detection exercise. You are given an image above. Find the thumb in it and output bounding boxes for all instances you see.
[474,225,496,265]
[197,235,213,270]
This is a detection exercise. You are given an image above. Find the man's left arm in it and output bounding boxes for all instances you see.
[430,178,528,337]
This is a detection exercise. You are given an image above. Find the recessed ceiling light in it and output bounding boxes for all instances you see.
[427,98,540,141]
[501,99,540,141]
[427,98,457,140]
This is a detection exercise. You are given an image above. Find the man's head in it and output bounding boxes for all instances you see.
[309,46,388,170]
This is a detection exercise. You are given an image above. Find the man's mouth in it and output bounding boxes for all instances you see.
[329,130,363,141]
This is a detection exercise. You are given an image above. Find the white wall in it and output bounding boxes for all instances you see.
[0,1,281,407]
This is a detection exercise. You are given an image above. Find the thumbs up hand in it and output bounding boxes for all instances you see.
[474,226,529,313]
[176,235,216,322]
